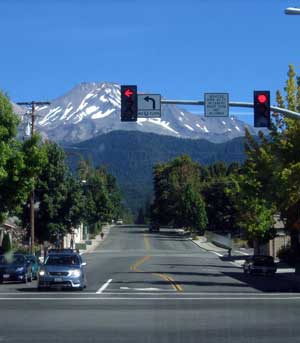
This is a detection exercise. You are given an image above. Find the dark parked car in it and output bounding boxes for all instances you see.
[26,255,40,280]
[149,223,160,233]
[38,252,87,290]
[243,255,277,275]
[0,254,33,283]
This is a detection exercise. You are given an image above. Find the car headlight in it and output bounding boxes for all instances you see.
[16,267,24,272]
[69,270,81,277]
[39,270,46,276]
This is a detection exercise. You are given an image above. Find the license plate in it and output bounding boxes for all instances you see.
[3,274,10,279]
[54,278,63,282]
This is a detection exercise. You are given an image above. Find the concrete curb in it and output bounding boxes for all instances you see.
[191,238,228,253]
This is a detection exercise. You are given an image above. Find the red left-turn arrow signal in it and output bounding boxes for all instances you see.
[124,88,134,97]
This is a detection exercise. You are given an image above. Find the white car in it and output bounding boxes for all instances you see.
[116,219,123,225]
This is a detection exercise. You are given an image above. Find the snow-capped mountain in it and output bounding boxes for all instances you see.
[14,82,259,143]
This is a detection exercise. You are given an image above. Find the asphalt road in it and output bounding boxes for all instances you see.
[1,225,300,342]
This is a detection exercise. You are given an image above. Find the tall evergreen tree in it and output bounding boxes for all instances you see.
[151,155,207,232]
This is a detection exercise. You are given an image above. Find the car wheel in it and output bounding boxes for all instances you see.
[23,274,28,284]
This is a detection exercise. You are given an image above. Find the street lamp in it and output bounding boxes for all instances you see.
[285,7,300,14]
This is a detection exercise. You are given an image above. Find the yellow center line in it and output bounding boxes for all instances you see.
[154,273,183,292]
[130,255,151,272]
[128,233,183,292]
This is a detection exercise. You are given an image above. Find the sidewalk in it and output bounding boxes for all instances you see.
[79,225,111,254]
[192,235,300,286]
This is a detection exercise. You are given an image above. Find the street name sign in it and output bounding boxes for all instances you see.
[204,93,229,117]
[138,94,161,118]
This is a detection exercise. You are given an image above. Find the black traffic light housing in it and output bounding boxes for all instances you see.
[121,85,137,122]
[253,90,271,128]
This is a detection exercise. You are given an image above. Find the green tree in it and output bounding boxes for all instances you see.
[180,184,207,233]
[151,155,207,232]
[0,91,47,224]
[135,207,145,225]
[22,141,84,243]
[1,232,12,253]
[78,160,123,228]
[240,65,300,258]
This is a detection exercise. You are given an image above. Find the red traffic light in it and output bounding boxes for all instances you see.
[124,88,134,97]
[121,85,138,122]
[257,94,268,104]
[254,90,270,129]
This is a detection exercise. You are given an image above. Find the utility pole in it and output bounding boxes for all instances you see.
[17,101,50,255]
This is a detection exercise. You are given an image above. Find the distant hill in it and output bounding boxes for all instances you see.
[64,131,246,213]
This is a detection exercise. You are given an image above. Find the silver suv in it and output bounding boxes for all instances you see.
[38,252,87,290]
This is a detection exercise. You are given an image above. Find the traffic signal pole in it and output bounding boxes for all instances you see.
[17,101,50,255]
[160,99,300,120]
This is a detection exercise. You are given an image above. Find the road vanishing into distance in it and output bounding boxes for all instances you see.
[1,225,300,342]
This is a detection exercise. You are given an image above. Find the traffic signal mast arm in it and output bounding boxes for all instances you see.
[160,99,300,120]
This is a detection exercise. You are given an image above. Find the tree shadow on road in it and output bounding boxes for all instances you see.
[222,271,300,293]
[154,263,240,269]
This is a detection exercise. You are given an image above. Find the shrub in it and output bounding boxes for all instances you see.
[276,244,300,267]
[13,245,29,255]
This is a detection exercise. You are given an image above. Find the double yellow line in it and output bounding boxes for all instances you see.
[153,273,183,292]
[130,255,151,272]
[129,234,183,292]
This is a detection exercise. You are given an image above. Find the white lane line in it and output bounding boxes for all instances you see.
[212,251,224,257]
[0,297,300,300]
[120,287,163,291]
[96,279,113,294]
[2,292,300,295]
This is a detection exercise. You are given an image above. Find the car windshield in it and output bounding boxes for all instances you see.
[45,255,80,266]
[0,255,25,266]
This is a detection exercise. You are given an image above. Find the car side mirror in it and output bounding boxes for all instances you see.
[81,262,87,266]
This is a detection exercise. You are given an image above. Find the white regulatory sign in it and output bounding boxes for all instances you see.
[204,93,229,117]
[138,94,161,118]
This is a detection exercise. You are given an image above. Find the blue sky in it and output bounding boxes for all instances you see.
[1,0,300,124]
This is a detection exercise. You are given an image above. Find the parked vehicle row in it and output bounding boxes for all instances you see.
[0,254,36,283]
[0,249,87,290]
